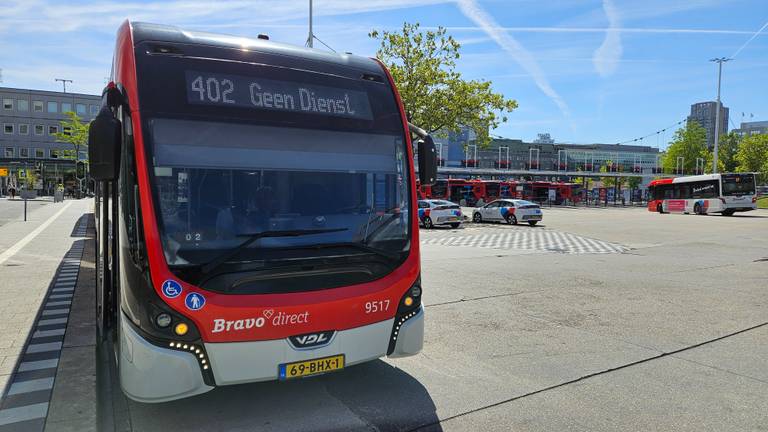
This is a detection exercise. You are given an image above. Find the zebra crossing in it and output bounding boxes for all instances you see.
[420,228,628,255]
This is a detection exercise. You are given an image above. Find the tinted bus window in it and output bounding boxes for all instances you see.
[721,173,756,196]
[691,180,718,199]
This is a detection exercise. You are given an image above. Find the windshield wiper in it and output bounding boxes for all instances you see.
[362,212,401,245]
[199,228,347,278]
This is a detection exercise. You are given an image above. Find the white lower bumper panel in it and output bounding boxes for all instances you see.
[205,318,395,386]
[119,314,214,403]
[118,310,425,402]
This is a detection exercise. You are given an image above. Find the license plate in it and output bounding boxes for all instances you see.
[279,354,344,380]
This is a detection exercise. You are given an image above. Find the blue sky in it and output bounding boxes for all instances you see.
[1,0,766,147]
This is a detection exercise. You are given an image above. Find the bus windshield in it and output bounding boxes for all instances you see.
[147,118,410,267]
[721,173,755,196]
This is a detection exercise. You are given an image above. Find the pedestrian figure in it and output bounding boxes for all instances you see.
[9,187,15,200]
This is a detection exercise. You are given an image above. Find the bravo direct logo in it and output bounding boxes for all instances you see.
[212,309,311,333]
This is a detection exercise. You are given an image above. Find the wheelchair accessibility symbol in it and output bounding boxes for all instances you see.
[161,280,182,299]
[185,292,206,311]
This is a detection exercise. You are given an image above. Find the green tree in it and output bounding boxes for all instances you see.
[370,23,518,146]
[627,176,641,190]
[717,131,741,172]
[735,134,768,183]
[600,160,625,188]
[54,111,89,161]
[661,122,710,174]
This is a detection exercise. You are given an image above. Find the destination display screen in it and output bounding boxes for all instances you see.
[185,71,373,120]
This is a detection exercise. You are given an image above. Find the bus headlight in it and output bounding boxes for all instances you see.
[155,313,172,328]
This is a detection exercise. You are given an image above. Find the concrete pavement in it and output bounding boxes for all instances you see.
[0,199,91,431]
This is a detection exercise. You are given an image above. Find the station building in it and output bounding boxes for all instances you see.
[432,126,662,185]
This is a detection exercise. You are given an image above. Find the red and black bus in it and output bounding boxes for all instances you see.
[89,21,436,402]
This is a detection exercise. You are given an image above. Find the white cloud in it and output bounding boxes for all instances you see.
[454,0,571,119]
[593,0,622,77]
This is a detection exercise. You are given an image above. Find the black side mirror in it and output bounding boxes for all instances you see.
[409,123,438,186]
[88,107,121,181]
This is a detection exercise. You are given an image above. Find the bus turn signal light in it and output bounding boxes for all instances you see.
[174,323,189,336]
[404,296,414,307]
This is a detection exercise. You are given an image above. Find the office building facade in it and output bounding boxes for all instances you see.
[1,86,101,194]
[733,120,768,137]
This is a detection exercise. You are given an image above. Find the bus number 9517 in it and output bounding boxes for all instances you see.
[364,300,390,314]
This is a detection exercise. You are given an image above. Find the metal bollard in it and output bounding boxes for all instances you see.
[24,198,27,221]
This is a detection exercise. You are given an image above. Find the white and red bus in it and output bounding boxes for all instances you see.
[648,173,757,215]
[89,21,436,402]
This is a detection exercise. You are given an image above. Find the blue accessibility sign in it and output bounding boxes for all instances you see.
[185,292,206,311]
[161,280,182,299]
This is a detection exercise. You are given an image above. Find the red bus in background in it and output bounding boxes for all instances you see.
[420,179,483,206]
[89,21,436,403]
[482,180,503,202]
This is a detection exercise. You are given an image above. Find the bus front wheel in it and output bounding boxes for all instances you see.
[657,204,664,214]
[694,203,703,215]
[722,209,735,216]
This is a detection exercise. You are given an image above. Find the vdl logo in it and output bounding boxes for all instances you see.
[289,331,335,349]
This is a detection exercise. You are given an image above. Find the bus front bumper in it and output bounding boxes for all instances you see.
[118,307,424,403]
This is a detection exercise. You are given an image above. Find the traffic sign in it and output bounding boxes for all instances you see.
[0,168,7,177]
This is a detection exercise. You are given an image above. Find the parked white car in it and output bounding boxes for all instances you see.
[472,199,543,226]
[418,200,463,229]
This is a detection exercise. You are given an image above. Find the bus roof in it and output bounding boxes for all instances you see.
[129,21,384,75]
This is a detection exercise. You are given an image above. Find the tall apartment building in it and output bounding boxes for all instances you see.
[687,101,729,149]
[1,86,101,194]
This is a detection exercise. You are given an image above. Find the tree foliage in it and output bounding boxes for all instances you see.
[599,161,625,188]
[370,22,517,146]
[735,134,768,183]
[661,122,711,174]
[54,111,89,160]
[716,131,740,173]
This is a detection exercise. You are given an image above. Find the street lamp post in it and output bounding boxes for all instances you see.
[710,57,730,174]
[55,78,73,93]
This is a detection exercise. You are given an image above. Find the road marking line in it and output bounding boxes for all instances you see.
[33,328,66,338]
[48,294,72,300]
[7,378,55,396]
[0,403,49,426]
[41,309,69,316]
[0,201,74,266]
[37,318,67,326]
[18,359,59,372]
[26,342,62,354]
[45,301,71,307]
